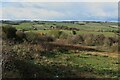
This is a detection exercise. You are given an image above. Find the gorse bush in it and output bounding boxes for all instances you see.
[16,30,26,41]
[72,30,77,35]
[25,32,38,42]
[55,39,69,44]
[78,35,84,44]
[93,34,105,46]
[48,30,63,39]
[68,35,80,44]
[59,32,69,39]
[104,37,113,47]
[83,34,95,46]
[110,43,118,52]
[25,31,55,43]
[2,25,17,39]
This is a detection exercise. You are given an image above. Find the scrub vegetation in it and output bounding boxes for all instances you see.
[1,20,119,79]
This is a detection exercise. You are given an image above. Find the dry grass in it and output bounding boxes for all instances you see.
[85,52,119,58]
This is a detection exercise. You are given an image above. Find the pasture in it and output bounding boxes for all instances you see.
[2,21,119,78]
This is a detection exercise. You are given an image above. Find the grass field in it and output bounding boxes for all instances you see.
[23,50,119,78]
[2,21,119,78]
[12,21,118,31]
[3,40,119,78]
[28,30,116,37]
[10,21,118,38]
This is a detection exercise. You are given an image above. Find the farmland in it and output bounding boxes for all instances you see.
[1,20,119,79]
[11,21,118,32]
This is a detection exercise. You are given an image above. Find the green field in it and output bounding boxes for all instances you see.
[9,21,118,38]
[3,40,119,78]
[37,51,118,78]
[11,21,118,31]
[2,21,119,78]
[28,30,116,37]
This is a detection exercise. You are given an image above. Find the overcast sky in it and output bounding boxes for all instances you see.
[0,0,118,21]
[1,0,119,2]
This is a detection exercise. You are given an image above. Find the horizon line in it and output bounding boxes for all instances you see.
[0,19,118,22]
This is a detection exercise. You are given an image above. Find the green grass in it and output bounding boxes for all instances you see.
[13,22,35,30]
[12,22,118,32]
[76,31,116,37]
[28,30,116,37]
[36,51,118,78]
[3,39,119,78]
[2,21,119,78]
[42,22,118,31]
[12,21,117,37]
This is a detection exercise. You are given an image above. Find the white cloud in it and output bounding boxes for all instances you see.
[2,7,65,20]
[86,3,107,17]
[85,3,118,19]
[1,2,118,21]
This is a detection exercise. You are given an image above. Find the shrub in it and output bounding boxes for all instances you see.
[16,30,26,41]
[48,30,63,39]
[55,39,68,44]
[25,32,38,42]
[2,25,17,39]
[93,34,105,46]
[2,31,6,39]
[72,30,77,35]
[39,35,55,42]
[25,32,55,43]
[59,32,69,39]
[110,43,118,52]
[104,37,111,47]
[58,47,68,53]
[83,34,95,46]
[78,35,84,44]
[68,35,80,44]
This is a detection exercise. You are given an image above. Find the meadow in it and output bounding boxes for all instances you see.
[1,20,119,79]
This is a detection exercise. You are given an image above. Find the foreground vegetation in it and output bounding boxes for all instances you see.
[2,40,119,78]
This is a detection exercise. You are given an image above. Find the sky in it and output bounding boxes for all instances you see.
[1,0,119,2]
[0,0,119,21]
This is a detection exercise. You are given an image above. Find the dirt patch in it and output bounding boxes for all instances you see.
[85,52,119,58]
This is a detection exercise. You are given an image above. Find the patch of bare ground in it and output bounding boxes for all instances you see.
[85,52,119,58]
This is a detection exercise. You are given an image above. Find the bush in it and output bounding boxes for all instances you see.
[2,31,6,39]
[72,30,77,35]
[2,25,17,39]
[58,47,68,53]
[40,35,55,42]
[110,43,118,52]
[25,32,38,42]
[104,37,111,47]
[55,39,68,44]
[25,32,55,43]
[83,34,95,46]
[93,34,105,46]
[48,30,63,39]
[78,35,84,44]
[16,30,26,41]
[59,32,69,39]
[68,35,80,44]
